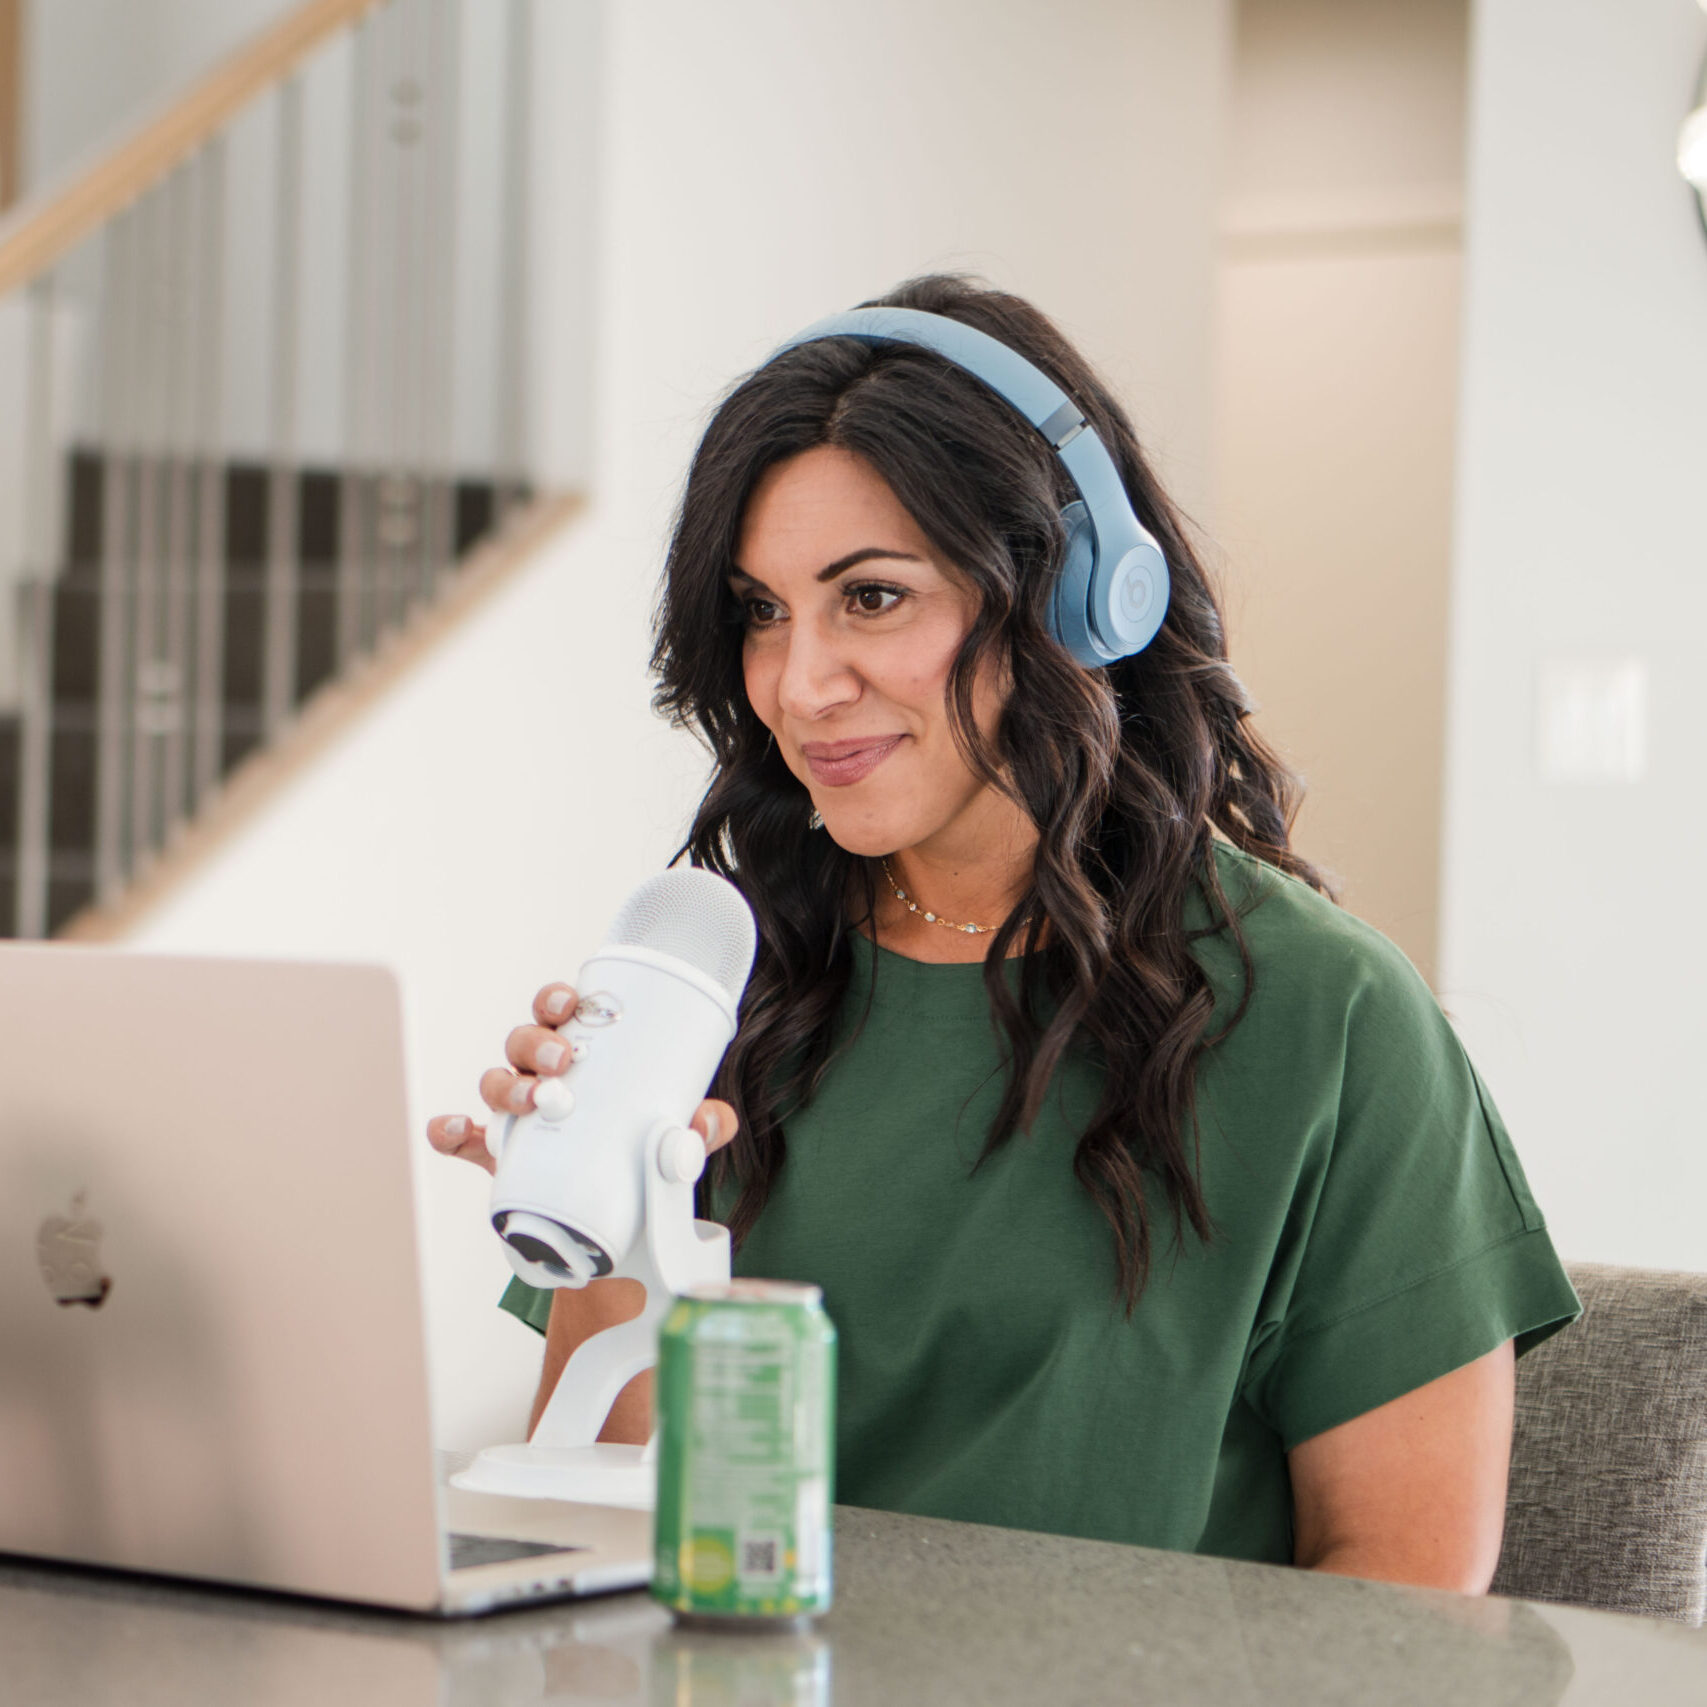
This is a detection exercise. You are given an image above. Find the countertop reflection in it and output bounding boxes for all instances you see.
[5,1504,1707,1706]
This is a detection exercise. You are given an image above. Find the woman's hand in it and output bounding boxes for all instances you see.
[425,982,739,1174]
[425,980,741,1447]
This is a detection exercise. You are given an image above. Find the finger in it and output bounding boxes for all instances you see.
[505,1023,573,1076]
[426,1112,471,1156]
[690,1098,740,1154]
[480,1066,539,1115]
[425,1114,496,1176]
[533,983,578,1027]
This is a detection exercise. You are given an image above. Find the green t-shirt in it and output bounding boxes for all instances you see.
[501,844,1579,1564]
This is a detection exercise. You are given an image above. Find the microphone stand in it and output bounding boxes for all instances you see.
[451,1123,730,1509]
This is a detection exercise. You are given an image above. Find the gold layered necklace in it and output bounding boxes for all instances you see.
[879,857,998,936]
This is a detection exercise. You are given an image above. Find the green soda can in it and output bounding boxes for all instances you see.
[652,1279,836,1628]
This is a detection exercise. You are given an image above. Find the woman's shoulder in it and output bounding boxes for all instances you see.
[1187,844,1501,1178]
[1191,839,1440,1038]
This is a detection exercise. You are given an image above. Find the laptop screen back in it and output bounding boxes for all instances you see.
[0,944,445,1610]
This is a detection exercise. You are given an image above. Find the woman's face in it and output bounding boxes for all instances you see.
[732,444,1011,861]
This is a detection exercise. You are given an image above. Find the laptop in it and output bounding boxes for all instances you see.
[0,941,653,1615]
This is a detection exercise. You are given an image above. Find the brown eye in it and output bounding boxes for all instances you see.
[849,584,902,615]
[744,597,782,627]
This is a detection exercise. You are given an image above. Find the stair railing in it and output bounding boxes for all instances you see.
[0,0,547,938]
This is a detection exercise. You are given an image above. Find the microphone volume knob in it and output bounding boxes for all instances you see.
[658,1125,706,1185]
[532,1078,576,1123]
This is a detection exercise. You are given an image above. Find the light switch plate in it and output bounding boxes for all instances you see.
[1535,658,1647,784]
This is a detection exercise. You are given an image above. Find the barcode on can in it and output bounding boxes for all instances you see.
[739,1534,782,1580]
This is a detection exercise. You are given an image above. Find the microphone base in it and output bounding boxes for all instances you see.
[450,1442,655,1510]
[463,1124,731,1509]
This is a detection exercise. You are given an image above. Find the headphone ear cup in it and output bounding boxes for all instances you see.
[1091,540,1169,659]
[1048,502,1112,667]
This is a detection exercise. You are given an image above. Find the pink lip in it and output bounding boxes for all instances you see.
[799,735,904,787]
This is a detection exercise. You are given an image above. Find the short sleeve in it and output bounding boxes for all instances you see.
[499,1274,554,1336]
[1239,932,1580,1450]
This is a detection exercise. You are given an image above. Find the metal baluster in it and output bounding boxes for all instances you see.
[13,578,53,935]
[160,166,195,839]
[95,214,135,903]
[418,0,459,602]
[495,0,532,517]
[368,3,397,642]
[129,186,168,870]
[338,11,378,672]
[265,76,304,740]
[192,139,228,811]
[379,0,420,636]
[14,275,59,939]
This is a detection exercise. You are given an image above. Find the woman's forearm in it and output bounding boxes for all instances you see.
[531,1278,654,1442]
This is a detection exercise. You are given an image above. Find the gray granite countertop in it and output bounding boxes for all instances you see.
[4,1504,1707,1705]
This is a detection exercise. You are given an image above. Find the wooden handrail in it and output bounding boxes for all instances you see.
[0,0,384,299]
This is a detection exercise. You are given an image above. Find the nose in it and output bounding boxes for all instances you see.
[774,609,860,722]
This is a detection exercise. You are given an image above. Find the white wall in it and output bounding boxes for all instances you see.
[1440,0,1707,1271]
[121,0,1233,1447]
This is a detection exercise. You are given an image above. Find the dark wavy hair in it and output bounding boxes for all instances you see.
[652,274,1329,1308]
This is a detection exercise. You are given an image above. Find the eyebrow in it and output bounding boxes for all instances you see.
[728,547,923,588]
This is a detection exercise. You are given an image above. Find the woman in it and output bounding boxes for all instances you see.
[428,274,1578,1590]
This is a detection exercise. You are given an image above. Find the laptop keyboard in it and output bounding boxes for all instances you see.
[448,1532,588,1572]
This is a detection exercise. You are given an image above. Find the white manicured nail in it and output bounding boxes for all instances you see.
[544,989,572,1017]
[445,1115,468,1138]
[701,1109,720,1148]
[537,1040,566,1072]
[509,1080,533,1112]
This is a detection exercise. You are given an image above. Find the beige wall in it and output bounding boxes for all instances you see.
[1210,0,1468,983]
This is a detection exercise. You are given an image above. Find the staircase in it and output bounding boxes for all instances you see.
[0,0,560,941]
[0,454,512,935]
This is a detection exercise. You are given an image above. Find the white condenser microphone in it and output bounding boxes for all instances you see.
[487,868,758,1290]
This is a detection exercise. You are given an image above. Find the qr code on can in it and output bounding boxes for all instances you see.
[738,1534,782,1579]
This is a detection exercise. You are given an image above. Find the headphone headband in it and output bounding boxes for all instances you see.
[768,306,1170,666]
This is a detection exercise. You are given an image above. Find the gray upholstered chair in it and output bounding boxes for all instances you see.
[1492,1261,1707,1624]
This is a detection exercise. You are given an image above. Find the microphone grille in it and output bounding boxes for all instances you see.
[604,868,758,1004]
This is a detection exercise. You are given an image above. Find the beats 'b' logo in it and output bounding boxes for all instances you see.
[36,1191,113,1309]
[1119,565,1154,625]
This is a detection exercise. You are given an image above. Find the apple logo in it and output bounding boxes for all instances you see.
[37,1191,113,1308]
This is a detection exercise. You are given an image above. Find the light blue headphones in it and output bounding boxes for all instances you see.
[772,307,1170,668]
